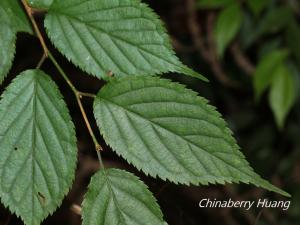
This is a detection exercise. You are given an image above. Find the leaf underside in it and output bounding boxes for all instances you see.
[0,70,77,225]
[44,0,207,81]
[0,0,33,83]
[94,76,289,197]
[82,169,167,225]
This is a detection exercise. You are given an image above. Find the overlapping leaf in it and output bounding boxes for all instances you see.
[0,70,77,225]
[44,0,206,81]
[94,76,289,197]
[0,0,32,83]
[82,169,167,225]
[253,49,289,100]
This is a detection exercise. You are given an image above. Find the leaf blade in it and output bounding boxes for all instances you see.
[269,64,296,129]
[0,69,77,225]
[0,24,16,83]
[28,0,54,9]
[256,7,293,36]
[247,0,270,16]
[0,0,32,34]
[253,49,289,101]
[82,168,167,225]
[44,0,206,81]
[214,3,242,57]
[93,76,289,197]
[0,0,33,84]
[286,20,300,65]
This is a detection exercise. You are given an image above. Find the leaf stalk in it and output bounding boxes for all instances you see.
[21,0,104,166]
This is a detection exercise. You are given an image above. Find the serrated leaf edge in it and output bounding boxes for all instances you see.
[93,76,290,197]
[44,0,207,81]
[82,168,167,225]
[0,69,78,225]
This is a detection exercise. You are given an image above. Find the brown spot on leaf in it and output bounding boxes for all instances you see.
[37,192,46,206]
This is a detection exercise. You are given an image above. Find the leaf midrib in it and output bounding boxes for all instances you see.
[104,171,163,225]
[101,170,127,225]
[31,75,39,225]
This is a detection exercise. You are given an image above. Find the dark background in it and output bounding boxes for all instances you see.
[1,0,300,224]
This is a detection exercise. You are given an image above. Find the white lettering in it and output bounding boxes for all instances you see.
[199,199,208,208]
[199,198,290,211]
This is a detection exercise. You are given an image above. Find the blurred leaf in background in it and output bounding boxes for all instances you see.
[286,20,300,65]
[198,0,300,129]
[214,3,243,57]
[253,49,289,100]
[192,3,300,222]
[247,0,270,16]
[256,6,293,36]
[269,63,296,129]
[197,0,234,8]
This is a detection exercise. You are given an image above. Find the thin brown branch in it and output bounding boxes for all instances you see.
[75,95,103,153]
[36,53,47,69]
[21,0,48,56]
[78,91,96,98]
[21,0,104,166]
[206,12,239,87]
[186,0,210,60]
[186,0,238,87]
[230,42,255,76]
[48,52,103,155]
[171,36,195,53]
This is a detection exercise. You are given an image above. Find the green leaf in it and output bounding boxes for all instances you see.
[269,64,296,129]
[197,0,234,8]
[286,20,300,65]
[253,49,289,100]
[247,0,270,16]
[82,169,167,225]
[93,76,290,197]
[28,0,53,9]
[0,0,32,34]
[0,70,77,225]
[44,0,207,81]
[0,0,33,83]
[214,3,242,57]
[257,7,293,36]
[0,24,16,83]
[239,13,257,49]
